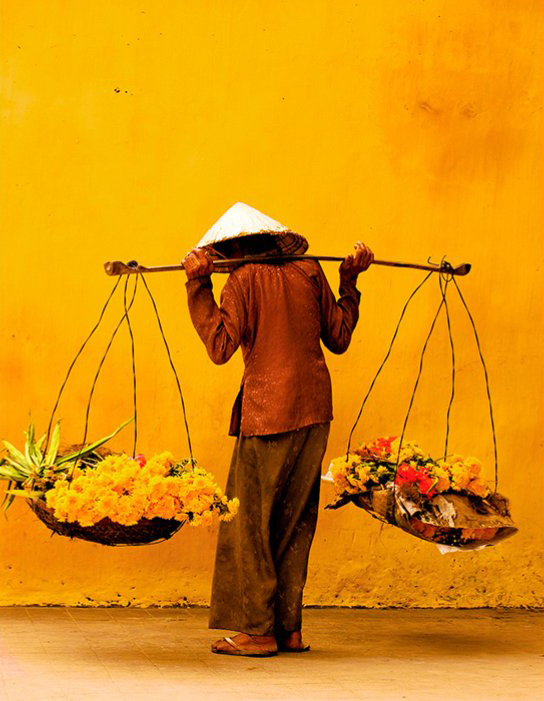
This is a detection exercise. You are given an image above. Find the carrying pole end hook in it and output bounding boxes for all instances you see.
[452,263,471,276]
[104,260,140,276]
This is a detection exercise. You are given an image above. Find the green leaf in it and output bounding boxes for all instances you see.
[2,440,27,466]
[35,434,46,451]
[45,422,61,467]
[52,464,72,473]
[24,429,33,465]
[26,422,45,467]
[29,447,44,468]
[2,492,16,515]
[2,459,31,478]
[26,419,35,445]
[56,417,133,466]
[1,479,14,505]
[0,464,26,481]
[5,488,44,499]
[24,419,36,463]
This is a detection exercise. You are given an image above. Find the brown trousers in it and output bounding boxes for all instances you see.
[209,422,330,636]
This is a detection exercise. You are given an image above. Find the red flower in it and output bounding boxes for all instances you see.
[371,435,397,458]
[134,453,147,467]
[395,464,437,498]
[417,475,436,496]
[395,464,418,485]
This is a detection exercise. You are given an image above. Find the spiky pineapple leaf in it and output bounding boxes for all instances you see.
[27,420,35,444]
[45,422,61,466]
[24,423,34,465]
[0,464,26,481]
[2,441,27,466]
[1,459,31,479]
[2,491,16,514]
[1,479,14,505]
[35,434,46,451]
[26,422,45,467]
[5,488,44,499]
[55,417,132,466]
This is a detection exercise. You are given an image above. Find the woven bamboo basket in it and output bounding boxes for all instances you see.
[28,498,183,546]
[24,445,184,546]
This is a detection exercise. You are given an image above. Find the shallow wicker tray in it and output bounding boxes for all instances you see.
[28,498,183,546]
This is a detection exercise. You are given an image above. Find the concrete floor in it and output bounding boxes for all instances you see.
[0,607,542,701]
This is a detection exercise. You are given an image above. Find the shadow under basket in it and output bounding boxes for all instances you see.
[28,498,183,546]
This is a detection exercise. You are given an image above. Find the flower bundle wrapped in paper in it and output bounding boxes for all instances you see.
[324,436,517,552]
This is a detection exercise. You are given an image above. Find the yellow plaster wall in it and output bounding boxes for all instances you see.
[1,0,543,607]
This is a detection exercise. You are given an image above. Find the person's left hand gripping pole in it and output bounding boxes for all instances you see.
[182,248,215,280]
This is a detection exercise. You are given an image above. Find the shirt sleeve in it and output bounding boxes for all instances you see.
[185,273,247,365]
[317,265,361,354]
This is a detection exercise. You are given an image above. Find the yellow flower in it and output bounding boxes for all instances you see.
[96,493,117,514]
[200,510,213,526]
[450,471,470,490]
[43,452,238,528]
[432,465,451,493]
[390,438,426,463]
[467,478,489,497]
[148,476,168,500]
[465,458,482,477]
[189,514,203,527]
[154,495,177,520]
[229,497,240,512]
[76,506,101,527]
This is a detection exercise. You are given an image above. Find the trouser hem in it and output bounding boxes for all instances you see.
[208,620,275,636]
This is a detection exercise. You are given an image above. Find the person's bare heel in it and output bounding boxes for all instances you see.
[277,631,311,652]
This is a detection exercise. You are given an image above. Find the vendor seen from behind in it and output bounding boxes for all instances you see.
[182,202,373,657]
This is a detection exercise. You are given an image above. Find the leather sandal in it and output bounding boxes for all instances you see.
[211,635,278,657]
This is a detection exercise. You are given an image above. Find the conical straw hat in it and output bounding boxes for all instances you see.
[195,202,308,271]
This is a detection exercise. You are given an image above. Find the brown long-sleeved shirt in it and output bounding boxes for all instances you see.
[185,260,360,437]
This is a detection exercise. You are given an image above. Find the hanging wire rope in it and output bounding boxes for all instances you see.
[343,262,499,505]
[439,267,456,460]
[105,271,187,545]
[392,281,450,492]
[38,269,189,545]
[140,274,194,462]
[452,276,499,493]
[68,275,139,481]
[346,271,434,457]
[123,274,138,458]
[42,277,122,457]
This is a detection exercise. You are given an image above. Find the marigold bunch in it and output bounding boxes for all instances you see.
[435,455,489,497]
[45,452,239,528]
[329,437,490,501]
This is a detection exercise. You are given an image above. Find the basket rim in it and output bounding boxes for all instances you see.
[28,497,184,546]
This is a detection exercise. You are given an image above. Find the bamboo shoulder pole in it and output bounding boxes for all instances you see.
[104,256,471,277]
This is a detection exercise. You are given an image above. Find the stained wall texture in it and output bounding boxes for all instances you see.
[1,0,543,607]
